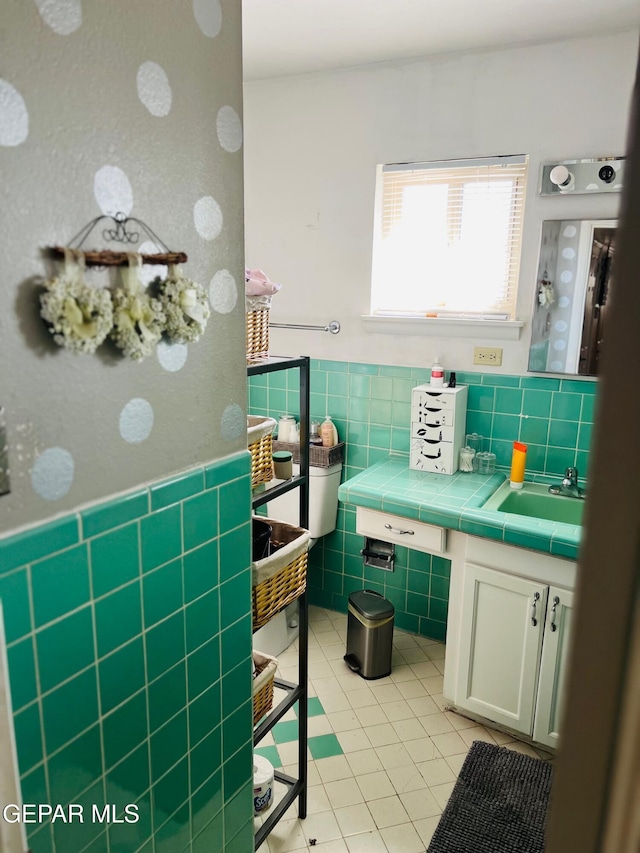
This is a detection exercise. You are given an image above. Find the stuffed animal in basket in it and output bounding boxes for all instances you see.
[245,268,282,297]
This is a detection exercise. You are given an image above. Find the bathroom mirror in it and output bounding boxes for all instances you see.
[528,219,616,376]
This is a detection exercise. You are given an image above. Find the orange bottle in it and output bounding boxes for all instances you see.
[510,441,527,490]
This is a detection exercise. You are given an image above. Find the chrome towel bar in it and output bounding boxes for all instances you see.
[269,320,341,334]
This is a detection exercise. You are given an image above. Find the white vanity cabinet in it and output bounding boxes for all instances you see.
[455,563,548,736]
[444,533,576,750]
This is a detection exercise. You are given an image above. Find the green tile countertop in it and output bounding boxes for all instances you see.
[338,454,581,560]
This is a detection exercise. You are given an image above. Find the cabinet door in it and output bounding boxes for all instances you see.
[533,586,574,749]
[455,562,547,735]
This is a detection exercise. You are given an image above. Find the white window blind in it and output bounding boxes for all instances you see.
[371,155,528,320]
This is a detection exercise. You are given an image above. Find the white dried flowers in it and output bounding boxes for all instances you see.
[40,251,113,354]
[40,253,210,359]
[155,264,210,343]
[110,255,165,361]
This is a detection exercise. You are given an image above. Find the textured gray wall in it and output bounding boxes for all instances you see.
[0,0,246,531]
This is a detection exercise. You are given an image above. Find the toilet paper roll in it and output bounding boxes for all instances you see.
[253,755,274,816]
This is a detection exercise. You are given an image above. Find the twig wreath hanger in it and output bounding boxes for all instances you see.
[48,212,188,268]
[40,248,113,353]
[110,253,165,361]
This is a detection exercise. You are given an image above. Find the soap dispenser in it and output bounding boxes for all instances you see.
[320,415,338,448]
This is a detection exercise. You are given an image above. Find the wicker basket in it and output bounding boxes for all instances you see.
[248,416,276,488]
[252,517,310,630]
[253,650,278,725]
[272,440,345,468]
[246,308,270,363]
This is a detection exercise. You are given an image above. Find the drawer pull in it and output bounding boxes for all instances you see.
[550,596,560,632]
[530,591,540,627]
[384,523,415,536]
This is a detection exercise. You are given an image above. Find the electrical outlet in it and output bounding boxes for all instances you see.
[473,347,503,366]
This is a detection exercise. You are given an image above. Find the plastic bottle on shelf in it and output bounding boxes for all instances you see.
[320,415,338,447]
[430,356,444,387]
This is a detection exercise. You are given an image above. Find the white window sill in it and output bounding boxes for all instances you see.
[361,315,524,341]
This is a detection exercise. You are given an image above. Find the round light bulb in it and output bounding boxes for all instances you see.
[549,165,574,189]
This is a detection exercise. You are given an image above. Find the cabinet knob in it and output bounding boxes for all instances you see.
[531,591,540,627]
[550,596,560,632]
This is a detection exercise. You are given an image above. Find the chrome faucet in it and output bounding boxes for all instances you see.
[548,467,586,499]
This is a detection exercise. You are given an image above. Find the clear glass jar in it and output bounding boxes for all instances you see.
[309,420,323,446]
[476,451,497,475]
[459,447,476,472]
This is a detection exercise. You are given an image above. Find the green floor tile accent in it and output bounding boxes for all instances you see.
[308,733,343,760]
[3,452,253,853]
[271,719,299,744]
[305,697,324,717]
[254,744,281,767]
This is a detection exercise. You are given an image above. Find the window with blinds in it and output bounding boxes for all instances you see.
[371,155,528,320]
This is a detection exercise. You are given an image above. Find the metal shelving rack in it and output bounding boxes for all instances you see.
[248,355,310,851]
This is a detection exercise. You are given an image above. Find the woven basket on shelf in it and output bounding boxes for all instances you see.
[246,308,270,363]
[252,517,310,630]
[247,415,276,488]
[253,650,278,725]
[271,440,345,469]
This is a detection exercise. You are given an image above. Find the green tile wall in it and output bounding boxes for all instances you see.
[249,360,598,640]
[0,452,253,853]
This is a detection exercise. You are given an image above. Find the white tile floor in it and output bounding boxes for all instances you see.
[255,606,552,853]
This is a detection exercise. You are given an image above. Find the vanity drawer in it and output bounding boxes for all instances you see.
[411,422,455,443]
[411,407,457,428]
[410,438,454,474]
[412,389,456,415]
[357,507,447,554]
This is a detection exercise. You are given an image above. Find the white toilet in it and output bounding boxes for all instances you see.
[252,462,343,656]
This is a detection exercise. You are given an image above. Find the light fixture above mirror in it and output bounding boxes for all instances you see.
[539,157,625,196]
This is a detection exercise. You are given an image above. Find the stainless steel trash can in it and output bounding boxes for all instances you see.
[344,590,394,679]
